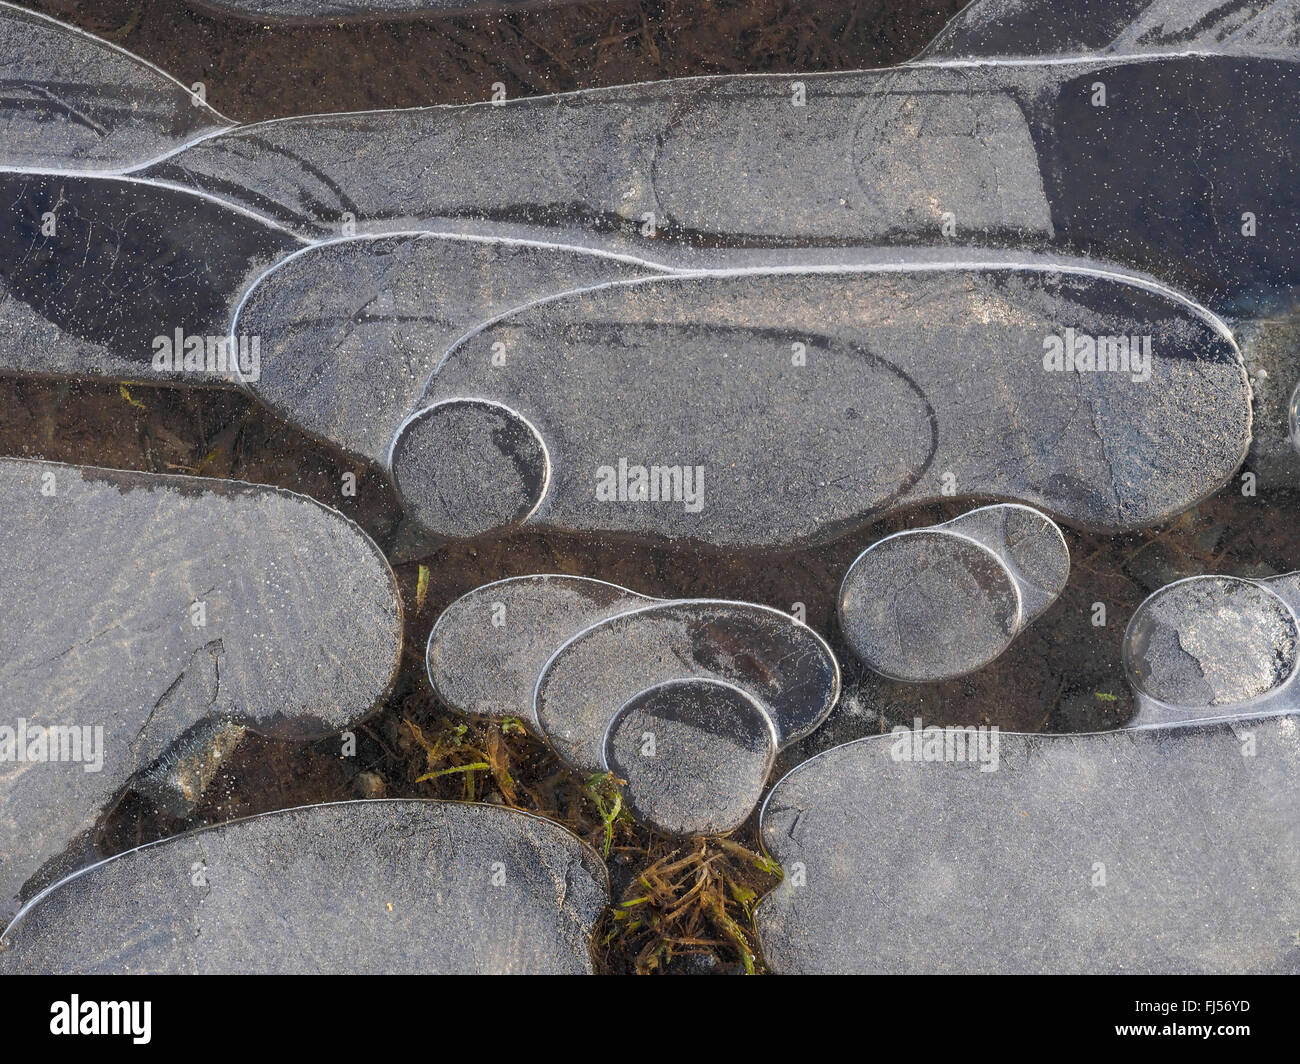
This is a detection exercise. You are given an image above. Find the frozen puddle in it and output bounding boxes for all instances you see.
[1,176,1247,548]
[238,233,667,469]
[0,3,1256,547]
[87,4,1298,317]
[0,172,658,459]
[602,679,777,837]
[534,600,839,774]
[0,801,608,973]
[10,2,1300,315]
[839,504,1069,681]
[429,576,838,835]
[0,458,402,922]
[757,716,1300,973]
[1125,572,1300,727]
[0,173,293,384]
[922,0,1300,61]
[430,576,838,749]
[394,257,1249,546]
[427,575,653,724]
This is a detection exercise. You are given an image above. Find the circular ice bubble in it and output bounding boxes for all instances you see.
[391,398,548,539]
[838,528,1021,682]
[602,678,777,837]
[1124,575,1300,709]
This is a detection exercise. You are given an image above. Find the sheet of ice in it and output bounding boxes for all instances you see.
[236,233,666,465]
[141,45,1300,316]
[0,458,402,923]
[757,716,1300,973]
[0,801,607,974]
[0,2,229,171]
[1124,572,1300,726]
[602,679,777,837]
[394,255,1250,546]
[0,173,294,384]
[427,575,652,724]
[839,504,1069,681]
[920,0,1300,60]
[534,600,840,773]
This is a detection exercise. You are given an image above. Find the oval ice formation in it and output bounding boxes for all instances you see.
[1124,572,1300,727]
[0,2,230,170]
[391,399,552,538]
[0,801,609,974]
[841,531,1021,682]
[602,679,777,838]
[0,177,667,460]
[839,504,1069,682]
[0,458,403,923]
[756,716,1300,973]
[427,575,653,723]
[393,258,1249,546]
[533,600,840,773]
[233,232,665,466]
[943,504,1071,617]
[138,33,1300,316]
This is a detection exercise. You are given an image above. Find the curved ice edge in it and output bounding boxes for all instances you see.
[0,0,234,128]
[530,597,843,752]
[756,710,1300,866]
[0,798,609,948]
[0,455,405,739]
[1123,572,1300,729]
[423,574,654,715]
[394,252,1250,540]
[7,0,1299,182]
